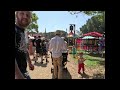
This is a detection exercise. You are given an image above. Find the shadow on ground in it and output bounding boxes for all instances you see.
[80,72,89,79]
[34,61,48,67]
[92,73,105,79]
[88,53,105,58]
[51,68,72,79]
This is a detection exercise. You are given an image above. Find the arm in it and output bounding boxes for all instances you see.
[83,58,86,62]
[15,29,24,79]
[84,58,86,61]
[34,42,36,46]
[62,41,67,51]
[48,40,52,52]
[78,58,80,63]
[15,60,25,79]
[26,49,32,64]
[26,49,34,70]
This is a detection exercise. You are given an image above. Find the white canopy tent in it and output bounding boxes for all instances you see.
[28,35,34,39]
[82,36,95,39]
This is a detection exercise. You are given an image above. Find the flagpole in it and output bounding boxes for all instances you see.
[66,28,67,38]
[45,28,46,38]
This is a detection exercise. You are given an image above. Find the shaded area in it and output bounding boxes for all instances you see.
[52,68,72,79]
[92,73,105,79]
[98,61,105,66]
[88,52,105,58]
[80,72,89,79]
[62,68,72,79]
[34,61,48,67]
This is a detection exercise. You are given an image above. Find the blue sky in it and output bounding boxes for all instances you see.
[33,11,92,33]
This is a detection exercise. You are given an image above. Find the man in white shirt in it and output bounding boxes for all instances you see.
[49,30,67,79]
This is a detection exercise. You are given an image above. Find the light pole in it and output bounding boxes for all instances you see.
[69,24,75,45]
[73,24,75,46]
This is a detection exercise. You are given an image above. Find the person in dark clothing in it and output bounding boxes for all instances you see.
[15,11,34,79]
[35,36,43,63]
[41,39,48,63]
[32,36,36,59]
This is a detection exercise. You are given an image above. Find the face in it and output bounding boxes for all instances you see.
[16,11,32,28]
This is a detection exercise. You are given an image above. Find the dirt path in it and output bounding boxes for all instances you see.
[27,52,105,79]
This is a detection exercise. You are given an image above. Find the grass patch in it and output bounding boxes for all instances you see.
[84,54,105,67]
[84,60,99,67]
[69,50,105,68]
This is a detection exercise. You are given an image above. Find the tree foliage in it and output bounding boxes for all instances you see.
[26,12,39,33]
[69,11,105,34]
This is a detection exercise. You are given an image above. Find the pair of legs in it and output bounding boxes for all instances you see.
[45,54,48,62]
[78,63,85,74]
[32,47,36,60]
[53,56,63,79]
[62,53,68,67]
[35,48,43,63]
[43,49,48,62]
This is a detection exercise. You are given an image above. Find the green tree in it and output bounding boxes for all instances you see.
[26,12,39,33]
[69,11,104,16]
[69,11,105,34]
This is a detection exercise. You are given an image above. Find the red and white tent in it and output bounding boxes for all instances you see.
[83,32,103,37]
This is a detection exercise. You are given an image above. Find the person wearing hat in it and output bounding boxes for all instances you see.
[49,30,67,79]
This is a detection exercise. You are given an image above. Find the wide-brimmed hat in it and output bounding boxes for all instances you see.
[55,30,61,35]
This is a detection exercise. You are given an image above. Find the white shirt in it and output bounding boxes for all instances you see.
[49,36,67,58]
[62,41,68,53]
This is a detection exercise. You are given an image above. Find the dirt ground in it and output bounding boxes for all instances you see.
[27,52,105,79]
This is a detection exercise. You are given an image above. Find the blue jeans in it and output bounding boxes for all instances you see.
[22,72,31,79]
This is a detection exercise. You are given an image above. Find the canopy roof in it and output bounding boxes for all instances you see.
[83,32,103,37]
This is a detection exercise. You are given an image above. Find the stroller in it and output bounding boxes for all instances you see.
[51,51,68,73]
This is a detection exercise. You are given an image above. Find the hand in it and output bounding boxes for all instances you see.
[29,63,34,70]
